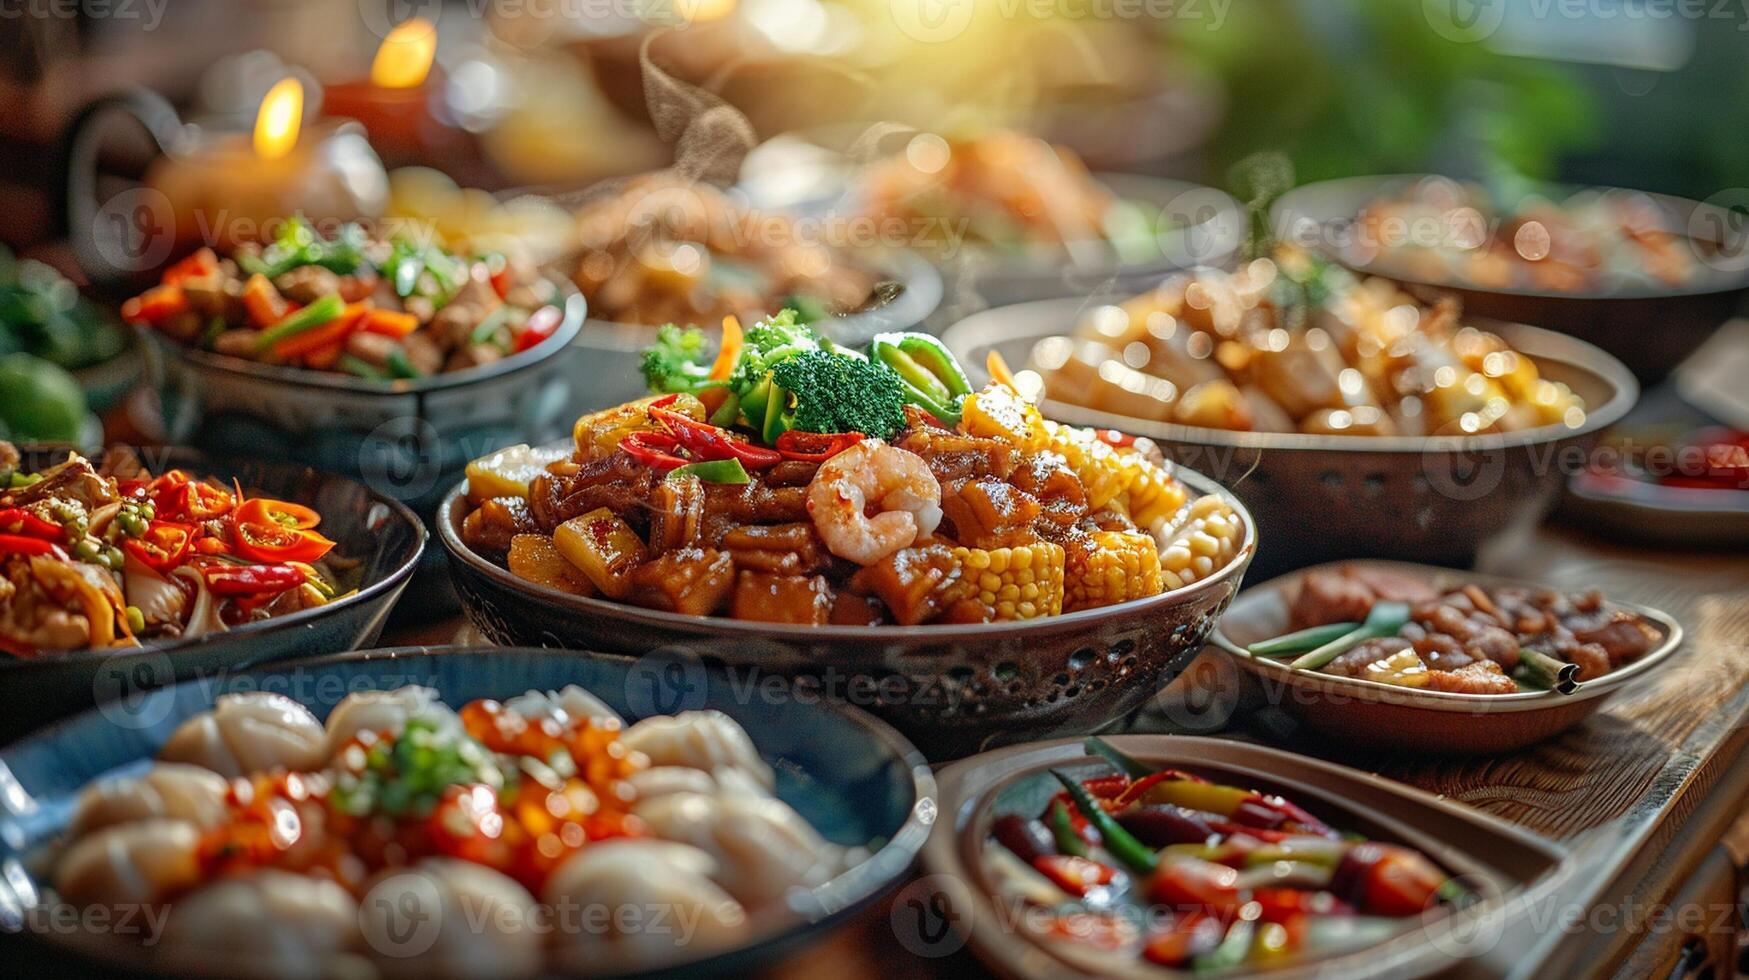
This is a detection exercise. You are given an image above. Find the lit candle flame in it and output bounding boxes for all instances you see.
[253,78,304,160]
[371,18,438,89]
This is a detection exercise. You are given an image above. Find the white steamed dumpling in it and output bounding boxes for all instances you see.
[54,818,202,908]
[503,685,622,727]
[632,791,844,906]
[541,839,747,973]
[157,870,364,980]
[158,692,326,779]
[70,762,231,838]
[359,858,541,980]
[323,685,461,758]
[621,711,774,790]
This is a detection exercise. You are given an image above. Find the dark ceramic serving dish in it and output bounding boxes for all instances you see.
[439,468,1256,760]
[1210,561,1684,755]
[924,736,1567,979]
[1273,175,1749,383]
[943,301,1637,576]
[138,285,587,513]
[0,447,423,740]
[0,645,936,979]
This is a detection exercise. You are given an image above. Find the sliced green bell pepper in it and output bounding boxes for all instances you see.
[665,458,750,484]
[253,294,344,352]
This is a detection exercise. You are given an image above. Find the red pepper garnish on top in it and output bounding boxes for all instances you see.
[773,429,865,463]
[649,407,782,470]
[620,431,688,472]
[202,563,308,596]
[0,508,63,541]
[0,534,67,559]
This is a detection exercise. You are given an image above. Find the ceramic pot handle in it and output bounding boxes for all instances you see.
[58,88,186,289]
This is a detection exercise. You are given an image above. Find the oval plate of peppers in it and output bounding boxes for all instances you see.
[0,444,424,739]
[926,735,1566,979]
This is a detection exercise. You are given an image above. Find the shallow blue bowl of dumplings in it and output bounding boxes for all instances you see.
[0,645,936,978]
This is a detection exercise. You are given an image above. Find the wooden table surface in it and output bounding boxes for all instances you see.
[384,521,1749,980]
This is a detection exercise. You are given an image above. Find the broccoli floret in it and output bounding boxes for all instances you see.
[768,348,908,439]
[730,309,818,395]
[640,324,713,393]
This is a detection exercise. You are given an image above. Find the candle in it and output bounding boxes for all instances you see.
[321,18,479,176]
[146,78,389,247]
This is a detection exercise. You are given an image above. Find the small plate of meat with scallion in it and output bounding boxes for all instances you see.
[1210,561,1681,754]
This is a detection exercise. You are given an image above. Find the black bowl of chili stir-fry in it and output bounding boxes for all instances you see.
[0,442,422,737]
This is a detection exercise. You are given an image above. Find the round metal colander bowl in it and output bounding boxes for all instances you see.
[439,467,1255,760]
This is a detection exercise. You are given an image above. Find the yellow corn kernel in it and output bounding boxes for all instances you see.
[961,384,1047,450]
[1157,495,1242,591]
[949,542,1064,620]
[1039,421,1126,511]
[1063,530,1163,612]
[1111,450,1187,529]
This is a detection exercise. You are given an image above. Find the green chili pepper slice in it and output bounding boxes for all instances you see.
[665,458,750,484]
[253,294,345,352]
[1051,769,1157,874]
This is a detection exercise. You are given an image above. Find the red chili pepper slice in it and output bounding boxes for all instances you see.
[620,431,688,472]
[773,429,865,463]
[0,534,67,559]
[123,521,196,573]
[0,508,63,541]
[235,497,319,530]
[156,480,235,522]
[232,521,335,564]
[649,407,782,470]
[202,563,308,596]
[1032,854,1121,897]
[510,306,563,354]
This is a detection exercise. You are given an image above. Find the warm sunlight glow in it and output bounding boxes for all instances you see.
[253,78,304,160]
[371,18,438,89]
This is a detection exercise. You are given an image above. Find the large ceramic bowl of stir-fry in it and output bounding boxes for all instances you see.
[0,442,423,737]
[0,646,934,978]
[441,311,1255,758]
[1272,174,1749,382]
[942,250,1639,572]
[125,217,586,508]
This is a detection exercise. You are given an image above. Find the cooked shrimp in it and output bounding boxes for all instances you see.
[806,440,942,564]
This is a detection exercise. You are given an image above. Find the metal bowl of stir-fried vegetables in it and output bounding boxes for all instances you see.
[0,444,423,739]
[925,735,1567,979]
[943,290,1638,575]
[1209,561,1683,755]
[440,312,1256,759]
[127,219,587,510]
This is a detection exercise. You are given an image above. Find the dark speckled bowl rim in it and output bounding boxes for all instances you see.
[438,461,1256,641]
[1210,559,1685,712]
[941,300,1639,454]
[134,281,586,395]
[0,458,427,671]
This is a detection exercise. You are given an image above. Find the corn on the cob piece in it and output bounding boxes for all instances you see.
[962,381,1189,526]
[949,541,1064,620]
[1154,495,1242,591]
[1063,530,1163,612]
[1111,449,1187,529]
